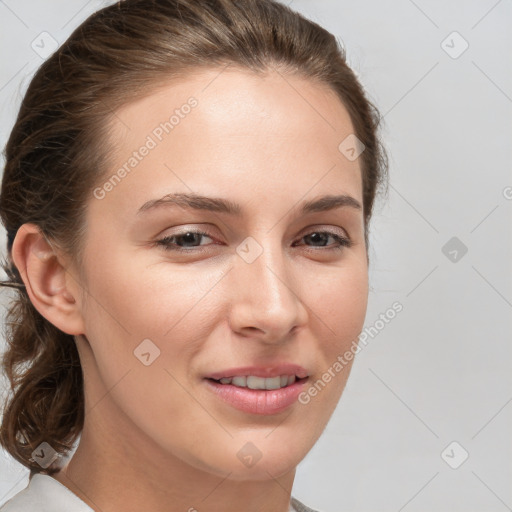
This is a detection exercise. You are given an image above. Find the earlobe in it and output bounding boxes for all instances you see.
[11,223,85,336]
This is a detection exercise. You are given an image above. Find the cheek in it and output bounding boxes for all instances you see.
[79,252,228,380]
[299,260,368,413]
[313,260,369,352]
[76,255,228,462]
[82,250,210,332]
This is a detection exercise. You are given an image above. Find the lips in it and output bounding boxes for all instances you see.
[204,364,309,415]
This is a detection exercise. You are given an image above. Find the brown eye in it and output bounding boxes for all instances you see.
[156,230,215,251]
[295,231,352,250]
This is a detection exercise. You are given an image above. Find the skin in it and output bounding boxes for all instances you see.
[12,66,369,512]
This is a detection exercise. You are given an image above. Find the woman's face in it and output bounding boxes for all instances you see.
[73,67,368,480]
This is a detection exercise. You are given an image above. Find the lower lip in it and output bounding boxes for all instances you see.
[205,378,307,415]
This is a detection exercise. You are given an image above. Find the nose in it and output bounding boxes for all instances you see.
[227,237,308,344]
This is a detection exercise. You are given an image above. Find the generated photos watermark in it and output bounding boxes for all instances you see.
[93,97,198,200]
[298,301,403,405]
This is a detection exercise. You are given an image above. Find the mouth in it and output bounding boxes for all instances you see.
[204,366,309,415]
[207,374,306,390]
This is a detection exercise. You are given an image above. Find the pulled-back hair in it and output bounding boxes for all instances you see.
[0,0,388,474]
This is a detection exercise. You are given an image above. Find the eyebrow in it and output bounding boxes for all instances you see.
[137,192,362,216]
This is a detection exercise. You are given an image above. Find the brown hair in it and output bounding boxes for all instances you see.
[0,0,388,474]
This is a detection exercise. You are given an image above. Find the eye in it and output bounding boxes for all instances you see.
[155,230,215,252]
[294,230,353,251]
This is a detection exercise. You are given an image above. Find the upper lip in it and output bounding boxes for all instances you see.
[206,364,309,380]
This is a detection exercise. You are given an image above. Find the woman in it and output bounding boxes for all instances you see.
[0,0,387,510]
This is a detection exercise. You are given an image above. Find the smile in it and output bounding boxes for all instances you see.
[205,375,309,415]
[215,375,297,390]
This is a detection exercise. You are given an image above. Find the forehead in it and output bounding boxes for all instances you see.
[94,67,363,217]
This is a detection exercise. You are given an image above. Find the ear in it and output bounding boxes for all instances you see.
[11,223,85,336]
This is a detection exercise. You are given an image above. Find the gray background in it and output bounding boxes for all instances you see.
[0,1,511,511]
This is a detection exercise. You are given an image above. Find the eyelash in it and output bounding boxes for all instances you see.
[154,229,353,253]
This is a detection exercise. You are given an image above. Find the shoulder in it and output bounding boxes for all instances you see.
[291,496,324,512]
[0,473,92,512]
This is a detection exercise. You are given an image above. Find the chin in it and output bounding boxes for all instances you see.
[212,431,313,481]
[214,453,300,482]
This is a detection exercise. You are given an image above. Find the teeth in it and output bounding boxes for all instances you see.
[232,376,247,387]
[246,376,266,389]
[262,376,281,390]
[217,374,298,390]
